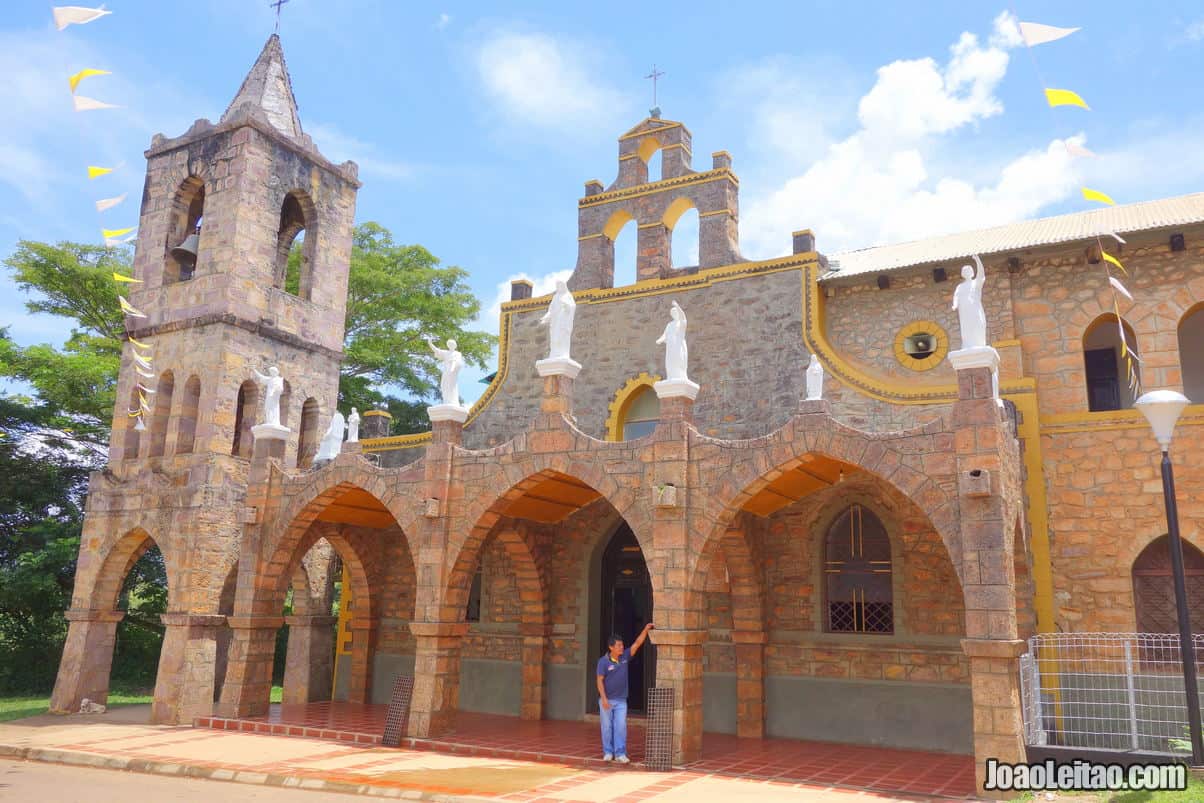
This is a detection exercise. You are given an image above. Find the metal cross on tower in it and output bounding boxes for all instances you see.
[270,0,289,33]
[645,64,665,110]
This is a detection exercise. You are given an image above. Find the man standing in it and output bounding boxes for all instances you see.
[596,622,654,764]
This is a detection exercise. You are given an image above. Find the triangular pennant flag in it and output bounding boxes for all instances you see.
[127,335,150,348]
[1019,22,1080,47]
[136,367,155,379]
[68,68,110,93]
[118,295,147,318]
[87,165,114,180]
[1065,141,1096,159]
[1045,88,1090,109]
[139,392,152,412]
[53,6,112,30]
[1102,251,1127,275]
[1101,230,1126,245]
[1082,187,1116,206]
[1109,276,1133,301]
[136,383,156,394]
[101,226,135,239]
[96,193,126,212]
[73,95,121,112]
[104,235,136,247]
[134,416,147,431]
[112,272,142,283]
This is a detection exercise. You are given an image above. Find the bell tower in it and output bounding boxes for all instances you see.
[113,34,360,467]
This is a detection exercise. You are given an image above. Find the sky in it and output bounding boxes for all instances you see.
[3,0,1204,403]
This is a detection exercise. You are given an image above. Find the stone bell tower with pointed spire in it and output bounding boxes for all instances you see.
[49,35,359,726]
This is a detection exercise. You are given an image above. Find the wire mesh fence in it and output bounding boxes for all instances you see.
[1020,632,1204,754]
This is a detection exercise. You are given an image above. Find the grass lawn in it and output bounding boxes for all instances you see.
[0,685,284,723]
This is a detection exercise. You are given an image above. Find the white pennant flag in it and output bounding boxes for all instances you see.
[136,367,156,379]
[73,95,121,112]
[1065,141,1097,159]
[104,234,136,247]
[52,5,112,30]
[95,193,126,213]
[1019,22,1080,47]
[1109,276,1133,301]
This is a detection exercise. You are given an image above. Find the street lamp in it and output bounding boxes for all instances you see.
[1135,389,1203,765]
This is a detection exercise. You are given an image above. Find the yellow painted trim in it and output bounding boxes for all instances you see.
[605,372,662,441]
[638,222,664,229]
[662,196,696,229]
[1005,391,1056,636]
[711,150,731,157]
[699,209,732,218]
[603,209,634,240]
[893,320,950,372]
[619,153,640,161]
[578,169,736,208]
[1040,404,1204,435]
[360,432,430,451]
[362,410,392,419]
[578,233,604,241]
[637,136,661,163]
[333,562,353,681]
[993,339,1022,348]
[619,120,684,141]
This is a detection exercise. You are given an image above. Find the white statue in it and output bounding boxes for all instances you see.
[952,255,987,349]
[251,366,285,428]
[806,354,824,400]
[315,410,345,463]
[539,280,577,361]
[347,407,360,442]
[426,337,464,408]
[655,300,690,382]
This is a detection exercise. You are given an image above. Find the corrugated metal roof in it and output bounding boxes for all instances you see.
[824,192,1204,280]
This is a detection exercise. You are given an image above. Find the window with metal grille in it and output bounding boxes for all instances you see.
[1132,535,1204,634]
[825,505,893,634]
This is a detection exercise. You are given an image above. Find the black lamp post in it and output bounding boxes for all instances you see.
[1136,389,1203,764]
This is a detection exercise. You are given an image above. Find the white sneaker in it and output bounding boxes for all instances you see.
[602,753,614,761]
[615,755,630,764]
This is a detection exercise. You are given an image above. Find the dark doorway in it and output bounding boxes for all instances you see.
[597,524,654,713]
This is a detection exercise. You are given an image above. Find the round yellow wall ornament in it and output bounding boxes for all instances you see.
[894,321,949,371]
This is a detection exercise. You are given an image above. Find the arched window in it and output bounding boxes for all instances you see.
[616,385,659,440]
[664,198,699,270]
[232,380,258,458]
[147,370,174,458]
[606,210,637,288]
[638,136,662,184]
[165,176,204,283]
[176,376,200,454]
[122,385,142,461]
[1133,535,1204,633]
[297,397,320,468]
[824,505,893,634]
[274,191,316,299]
[1179,304,1204,403]
[1083,314,1141,411]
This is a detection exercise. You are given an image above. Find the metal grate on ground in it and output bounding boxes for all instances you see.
[381,674,413,747]
[1020,632,1204,754]
[644,686,674,771]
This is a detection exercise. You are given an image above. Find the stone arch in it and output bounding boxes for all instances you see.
[665,197,699,269]
[1178,301,1204,402]
[176,375,201,454]
[1132,534,1204,633]
[148,370,175,458]
[164,174,205,283]
[1083,312,1141,410]
[297,397,320,468]
[274,189,318,298]
[232,379,258,458]
[445,523,547,629]
[121,383,142,461]
[85,526,176,613]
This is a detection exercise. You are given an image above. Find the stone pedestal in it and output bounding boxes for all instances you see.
[963,638,1028,799]
[216,615,284,718]
[427,404,469,423]
[539,372,576,420]
[251,422,291,453]
[519,624,546,721]
[654,378,700,401]
[360,409,392,439]
[535,356,582,379]
[407,622,468,738]
[732,630,767,738]
[650,628,706,764]
[282,614,337,704]
[49,609,124,713]
[152,613,226,724]
[950,346,1000,399]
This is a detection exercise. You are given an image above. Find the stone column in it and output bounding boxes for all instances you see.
[652,628,706,764]
[520,624,546,721]
[407,621,468,737]
[345,616,378,704]
[732,630,766,739]
[49,609,124,712]
[282,614,338,704]
[637,222,670,281]
[215,615,283,718]
[964,638,1028,798]
[152,613,226,724]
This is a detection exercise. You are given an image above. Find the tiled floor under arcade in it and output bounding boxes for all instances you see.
[197,702,976,798]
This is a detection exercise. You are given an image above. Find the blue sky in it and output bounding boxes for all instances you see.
[3,1,1204,402]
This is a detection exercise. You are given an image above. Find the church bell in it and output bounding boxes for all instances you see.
[171,232,200,265]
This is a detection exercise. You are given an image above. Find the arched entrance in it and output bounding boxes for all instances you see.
[596,523,654,713]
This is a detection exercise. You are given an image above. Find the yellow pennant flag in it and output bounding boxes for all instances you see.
[1101,251,1127,276]
[87,165,114,180]
[118,295,147,318]
[128,409,141,417]
[102,226,135,239]
[68,68,110,93]
[112,272,142,283]
[1045,88,1090,109]
[127,335,150,348]
[1082,187,1116,206]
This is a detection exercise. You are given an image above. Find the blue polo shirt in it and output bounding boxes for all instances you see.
[597,648,631,700]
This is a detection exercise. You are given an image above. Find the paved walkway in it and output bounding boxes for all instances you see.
[0,706,980,802]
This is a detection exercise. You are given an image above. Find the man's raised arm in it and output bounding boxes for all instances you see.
[629,623,655,656]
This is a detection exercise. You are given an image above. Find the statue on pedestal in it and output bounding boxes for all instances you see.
[251,366,285,428]
[656,301,690,382]
[952,255,987,350]
[314,410,346,463]
[426,336,464,408]
[347,407,360,442]
[806,354,824,400]
[540,280,576,361]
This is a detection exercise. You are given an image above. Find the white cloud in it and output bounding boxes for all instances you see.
[478,269,573,339]
[1185,19,1204,42]
[305,121,415,181]
[437,13,452,30]
[739,12,1086,256]
[476,31,631,131]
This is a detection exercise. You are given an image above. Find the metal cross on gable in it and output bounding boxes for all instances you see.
[271,0,289,34]
[645,64,665,109]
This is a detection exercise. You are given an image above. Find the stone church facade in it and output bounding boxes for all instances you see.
[49,36,1204,790]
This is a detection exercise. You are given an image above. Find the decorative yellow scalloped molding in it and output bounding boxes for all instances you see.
[605,372,662,441]
[893,320,950,372]
[578,168,737,208]
[1040,404,1204,435]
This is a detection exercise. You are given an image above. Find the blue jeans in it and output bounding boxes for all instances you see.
[599,698,628,757]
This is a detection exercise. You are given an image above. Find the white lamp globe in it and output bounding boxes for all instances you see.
[1135,390,1191,450]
